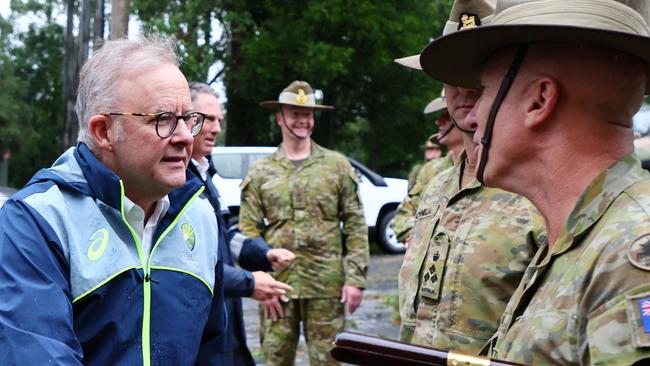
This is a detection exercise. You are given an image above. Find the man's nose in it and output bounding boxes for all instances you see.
[170,118,194,145]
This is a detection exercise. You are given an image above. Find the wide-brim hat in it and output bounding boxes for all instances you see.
[423,89,447,114]
[394,0,497,70]
[260,80,334,110]
[419,0,650,92]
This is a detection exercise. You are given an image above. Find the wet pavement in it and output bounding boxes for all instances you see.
[243,253,404,365]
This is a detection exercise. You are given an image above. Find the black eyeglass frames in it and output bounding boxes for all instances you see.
[101,111,206,138]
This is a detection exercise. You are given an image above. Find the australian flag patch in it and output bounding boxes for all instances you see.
[639,297,650,333]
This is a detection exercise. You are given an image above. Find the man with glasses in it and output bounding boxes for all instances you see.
[187,81,295,366]
[0,36,227,365]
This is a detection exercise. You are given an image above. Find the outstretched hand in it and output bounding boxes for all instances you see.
[266,248,295,272]
[251,271,293,301]
[262,294,290,321]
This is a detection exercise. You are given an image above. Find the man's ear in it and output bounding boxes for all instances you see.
[275,111,283,126]
[523,77,558,129]
[88,114,113,151]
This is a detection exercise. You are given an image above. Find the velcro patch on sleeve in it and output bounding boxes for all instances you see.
[625,293,650,348]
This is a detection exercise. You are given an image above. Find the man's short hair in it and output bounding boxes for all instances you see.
[76,35,179,149]
[188,81,219,103]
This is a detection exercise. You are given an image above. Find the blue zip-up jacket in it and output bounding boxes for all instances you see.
[0,143,226,366]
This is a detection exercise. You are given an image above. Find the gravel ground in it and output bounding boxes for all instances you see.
[242,253,404,365]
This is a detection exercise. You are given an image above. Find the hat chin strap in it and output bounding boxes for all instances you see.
[280,107,312,140]
[450,115,474,134]
[477,44,529,185]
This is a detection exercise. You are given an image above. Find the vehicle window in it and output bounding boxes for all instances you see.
[212,153,272,179]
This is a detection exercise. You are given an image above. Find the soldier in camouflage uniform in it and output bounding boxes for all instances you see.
[407,134,444,191]
[393,94,464,244]
[394,0,547,352]
[419,0,650,364]
[239,80,369,366]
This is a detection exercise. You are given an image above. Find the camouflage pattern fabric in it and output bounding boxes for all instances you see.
[393,155,454,243]
[490,154,650,365]
[239,141,368,365]
[259,298,344,366]
[407,162,424,191]
[398,154,546,353]
[240,141,369,298]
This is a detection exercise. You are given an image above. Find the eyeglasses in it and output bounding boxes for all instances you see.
[102,111,206,139]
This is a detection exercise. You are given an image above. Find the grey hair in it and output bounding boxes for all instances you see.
[76,34,180,150]
[188,81,219,103]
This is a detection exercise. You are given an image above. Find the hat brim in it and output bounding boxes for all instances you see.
[424,98,446,114]
[394,54,422,70]
[420,24,650,93]
[259,101,334,111]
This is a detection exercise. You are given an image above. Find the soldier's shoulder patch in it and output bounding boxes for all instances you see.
[625,292,650,348]
[627,234,650,271]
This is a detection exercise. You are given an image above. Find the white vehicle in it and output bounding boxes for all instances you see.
[211,146,409,253]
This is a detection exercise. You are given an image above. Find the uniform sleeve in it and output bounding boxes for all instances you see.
[339,161,370,289]
[239,169,266,238]
[0,200,84,365]
[392,161,444,242]
[391,186,421,243]
[585,245,650,365]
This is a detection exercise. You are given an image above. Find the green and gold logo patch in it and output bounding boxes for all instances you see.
[181,222,196,251]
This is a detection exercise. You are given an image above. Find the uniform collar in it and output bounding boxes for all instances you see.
[273,139,325,169]
[551,154,649,256]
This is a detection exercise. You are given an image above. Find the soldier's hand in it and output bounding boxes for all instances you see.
[262,295,289,321]
[251,271,293,301]
[341,285,364,314]
[266,248,295,272]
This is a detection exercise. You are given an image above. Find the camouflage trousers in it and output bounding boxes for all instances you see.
[260,298,344,366]
[399,323,415,344]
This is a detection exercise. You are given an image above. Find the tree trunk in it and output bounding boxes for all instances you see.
[62,0,78,148]
[110,0,129,39]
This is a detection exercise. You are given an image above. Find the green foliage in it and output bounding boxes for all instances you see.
[135,0,452,177]
[2,0,453,186]
[0,2,65,187]
[226,0,453,176]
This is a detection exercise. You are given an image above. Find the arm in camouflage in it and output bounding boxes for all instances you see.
[239,166,266,238]
[392,157,454,243]
[338,160,370,289]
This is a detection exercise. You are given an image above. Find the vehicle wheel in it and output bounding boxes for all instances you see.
[377,209,406,254]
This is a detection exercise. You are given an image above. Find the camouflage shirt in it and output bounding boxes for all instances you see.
[399,155,546,353]
[239,141,369,298]
[490,155,650,365]
[393,155,454,243]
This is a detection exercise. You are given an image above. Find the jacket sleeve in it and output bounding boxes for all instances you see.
[339,161,370,289]
[0,200,84,365]
[223,263,255,298]
[196,256,227,365]
[238,237,273,272]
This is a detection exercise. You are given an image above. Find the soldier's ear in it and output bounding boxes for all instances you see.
[523,76,558,129]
